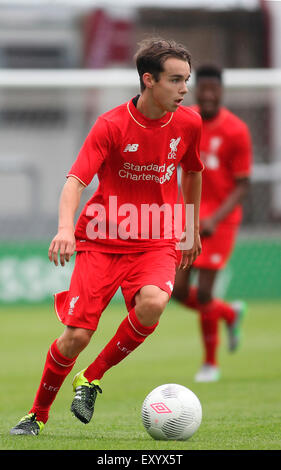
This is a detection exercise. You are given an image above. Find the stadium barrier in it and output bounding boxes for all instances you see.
[0,239,280,305]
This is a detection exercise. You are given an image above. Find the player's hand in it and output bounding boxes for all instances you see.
[200,217,217,237]
[48,228,76,267]
[179,230,202,270]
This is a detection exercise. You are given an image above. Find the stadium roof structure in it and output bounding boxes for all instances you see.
[0,0,261,10]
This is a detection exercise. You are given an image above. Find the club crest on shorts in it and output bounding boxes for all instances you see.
[68,296,79,315]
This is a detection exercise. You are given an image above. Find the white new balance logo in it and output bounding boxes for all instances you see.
[124,144,139,152]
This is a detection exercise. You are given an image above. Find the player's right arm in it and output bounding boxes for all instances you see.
[48,176,85,266]
[49,117,110,266]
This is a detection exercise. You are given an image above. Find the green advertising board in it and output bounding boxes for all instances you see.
[0,242,73,304]
[222,239,281,299]
[0,239,280,305]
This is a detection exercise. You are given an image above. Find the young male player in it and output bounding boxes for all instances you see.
[172,65,252,382]
[10,38,203,435]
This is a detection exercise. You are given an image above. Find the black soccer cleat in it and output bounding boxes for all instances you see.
[71,369,102,424]
[10,413,44,436]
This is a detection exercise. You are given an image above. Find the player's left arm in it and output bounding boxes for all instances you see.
[179,112,204,269]
[179,170,202,270]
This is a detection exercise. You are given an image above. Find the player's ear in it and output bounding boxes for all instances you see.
[142,72,154,89]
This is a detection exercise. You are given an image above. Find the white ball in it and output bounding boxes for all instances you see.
[141,384,202,441]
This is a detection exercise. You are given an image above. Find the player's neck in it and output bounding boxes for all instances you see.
[201,107,221,122]
[137,92,167,120]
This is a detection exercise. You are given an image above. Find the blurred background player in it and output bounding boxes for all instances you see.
[173,65,252,382]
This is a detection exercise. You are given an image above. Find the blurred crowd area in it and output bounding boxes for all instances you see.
[0,1,281,240]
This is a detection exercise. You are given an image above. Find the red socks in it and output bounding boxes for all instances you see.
[29,309,158,422]
[84,308,158,382]
[198,302,219,365]
[183,287,236,365]
[30,340,77,423]
[184,287,235,324]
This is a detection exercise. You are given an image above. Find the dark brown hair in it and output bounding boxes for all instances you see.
[134,37,192,92]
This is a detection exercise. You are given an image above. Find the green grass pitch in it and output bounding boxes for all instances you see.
[1,299,280,450]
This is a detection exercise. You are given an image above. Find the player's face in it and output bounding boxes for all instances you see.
[195,77,222,119]
[151,57,190,113]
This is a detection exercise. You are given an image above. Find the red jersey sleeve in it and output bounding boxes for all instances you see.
[229,123,252,178]
[67,117,111,186]
[180,113,204,173]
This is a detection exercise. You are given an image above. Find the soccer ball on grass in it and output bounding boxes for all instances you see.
[141,383,202,441]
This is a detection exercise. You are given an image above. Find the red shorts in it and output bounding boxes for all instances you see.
[193,223,238,270]
[54,247,177,331]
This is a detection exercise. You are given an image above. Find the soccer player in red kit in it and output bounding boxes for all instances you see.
[173,65,252,382]
[10,38,203,435]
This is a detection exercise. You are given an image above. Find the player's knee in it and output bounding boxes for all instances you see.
[58,327,94,357]
[141,297,166,315]
[72,328,93,349]
[136,292,168,325]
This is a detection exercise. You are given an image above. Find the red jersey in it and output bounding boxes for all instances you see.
[68,97,203,253]
[191,106,252,225]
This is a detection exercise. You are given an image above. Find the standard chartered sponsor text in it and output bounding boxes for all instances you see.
[118,161,176,184]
